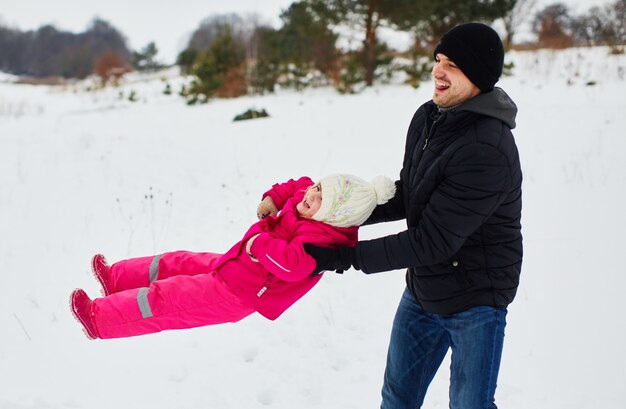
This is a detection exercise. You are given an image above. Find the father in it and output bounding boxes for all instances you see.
[306,22,523,409]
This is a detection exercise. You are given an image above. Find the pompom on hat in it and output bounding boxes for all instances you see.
[312,174,396,228]
[433,22,505,92]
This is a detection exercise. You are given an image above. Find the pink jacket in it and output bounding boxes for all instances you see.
[214,177,358,320]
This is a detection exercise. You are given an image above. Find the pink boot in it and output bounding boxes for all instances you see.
[70,289,100,339]
[92,254,113,296]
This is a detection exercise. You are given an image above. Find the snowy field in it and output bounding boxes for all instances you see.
[1,46,625,408]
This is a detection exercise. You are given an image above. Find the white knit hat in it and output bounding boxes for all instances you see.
[312,174,396,228]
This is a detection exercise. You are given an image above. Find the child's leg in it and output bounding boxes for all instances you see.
[109,251,223,292]
[93,271,253,339]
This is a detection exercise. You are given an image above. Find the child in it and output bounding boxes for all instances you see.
[70,174,395,339]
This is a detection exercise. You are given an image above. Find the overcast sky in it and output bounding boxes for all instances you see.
[0,0,613,64]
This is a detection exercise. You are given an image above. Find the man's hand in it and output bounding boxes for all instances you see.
[257,196,279,220]
[304,244,358,275]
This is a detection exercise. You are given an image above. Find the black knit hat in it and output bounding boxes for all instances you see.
[433,22,504,92]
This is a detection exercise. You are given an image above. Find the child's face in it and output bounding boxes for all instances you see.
[297,183,322,218]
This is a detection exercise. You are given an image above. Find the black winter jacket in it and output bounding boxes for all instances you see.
[355,88,523,314]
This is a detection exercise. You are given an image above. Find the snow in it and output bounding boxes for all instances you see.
[1,47,625,408]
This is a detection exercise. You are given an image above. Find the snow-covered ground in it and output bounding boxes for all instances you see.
[1,46,625,408]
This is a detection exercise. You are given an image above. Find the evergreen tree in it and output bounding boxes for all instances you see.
[210,26,245,74]
[308,0,389,86]
[250,26,283,93]
[186,50,223,104]
[132,42,162,71]
[176,48,199,75]
[386,0,517,50]
[278,1,339,75]
[185,26,247,102]
[250,2,339,92]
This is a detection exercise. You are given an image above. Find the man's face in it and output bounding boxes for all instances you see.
[431,53,480,108]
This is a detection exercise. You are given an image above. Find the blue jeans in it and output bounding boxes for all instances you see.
[381,288,507,409]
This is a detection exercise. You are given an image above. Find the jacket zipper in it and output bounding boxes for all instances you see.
[423,111,445,151]
[257,277,271,297]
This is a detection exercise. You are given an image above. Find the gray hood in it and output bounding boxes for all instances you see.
[457,87,517,129]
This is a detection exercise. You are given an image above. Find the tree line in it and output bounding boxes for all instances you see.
[530,1,625,49]
[0,19,131,79]
[0,0,624,97]
[0,18,163,82]
[178,0,625,101]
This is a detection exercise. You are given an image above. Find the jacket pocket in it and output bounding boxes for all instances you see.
[449,257,472,289]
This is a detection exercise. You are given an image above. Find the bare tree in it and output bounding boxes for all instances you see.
[532,3,573,48]
[570,0,625,47]
[186,13,265,61]
[502,0,537,49]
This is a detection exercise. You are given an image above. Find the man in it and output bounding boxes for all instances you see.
[305,22,522,409]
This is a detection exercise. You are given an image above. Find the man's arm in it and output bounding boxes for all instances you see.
[307,143,512,274]
[362,179,405,226]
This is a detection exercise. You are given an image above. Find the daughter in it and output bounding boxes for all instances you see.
[70,174,395,339]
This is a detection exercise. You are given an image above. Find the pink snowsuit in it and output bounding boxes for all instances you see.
[92,177,358,339]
